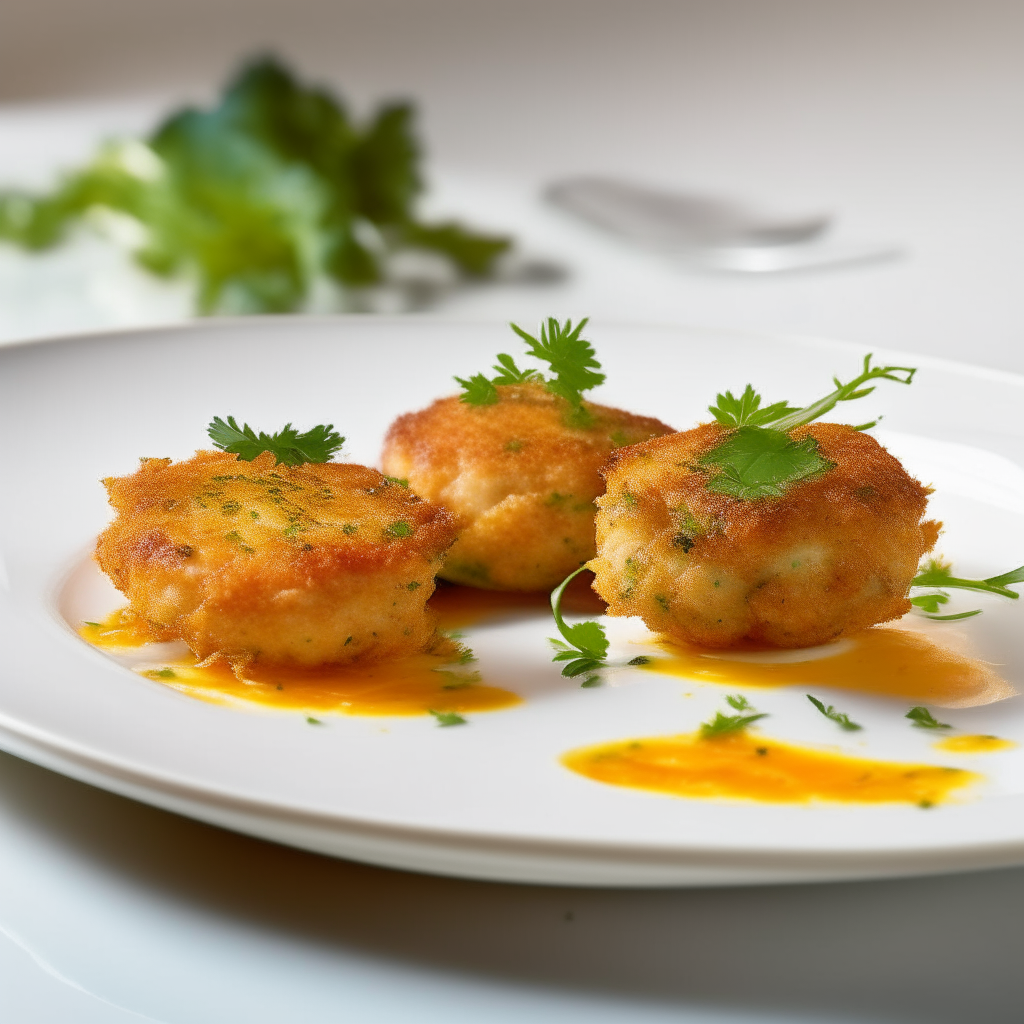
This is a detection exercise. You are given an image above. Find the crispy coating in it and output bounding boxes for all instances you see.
[382,384,675,590]
[590,422,941,648]
[96,450,457,667]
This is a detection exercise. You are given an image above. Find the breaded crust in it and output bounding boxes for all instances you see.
[96,450,457,667]
[382,384,675,590]
[590,422,941,648]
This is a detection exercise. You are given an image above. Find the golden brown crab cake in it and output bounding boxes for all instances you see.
[381,383,674,591]
[96,450,457,667]
[590,422,941,649]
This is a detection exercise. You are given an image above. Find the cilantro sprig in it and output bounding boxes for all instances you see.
[208,416,344,466]
[909,558,1024,621]
[807,694,862,732]
[710,355,917,433]
[700,355,917,501]
[699,695,768,738]
[457,318,605,424]
[906,706,951,730]
[549,566,609,684]
[698,427,833,499]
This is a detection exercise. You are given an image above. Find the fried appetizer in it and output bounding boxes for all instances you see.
[589,358,943,649]
[382,319,674,591]
[96,421,456,668]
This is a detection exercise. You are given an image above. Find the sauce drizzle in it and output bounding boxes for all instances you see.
[563,731,979,806]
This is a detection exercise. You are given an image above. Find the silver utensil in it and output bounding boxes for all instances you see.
[546,176,900,274]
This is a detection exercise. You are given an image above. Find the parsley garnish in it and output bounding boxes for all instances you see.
[909,558,1024,621]
[429,709,467,727]
[699,355,917,501]
[710,355,917,433]
[457,318,605,424]
[708,385,800,428]
[906,706,952,730]
[725,693,754,711]
[699,426,833,499]
[208,416,344,467]
[549,565,609,681]
[911,559,1024,599]
[699,697,768,738]
[807,694,862,731]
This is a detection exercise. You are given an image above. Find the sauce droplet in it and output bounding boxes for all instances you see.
[934,734,1016,754]
[563,731,979,806]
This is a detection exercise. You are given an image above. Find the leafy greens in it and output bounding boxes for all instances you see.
[0,56,510,314]
[457,317,604,425]
[208,416,344,466]
[548,565,609,684]
[700,354,917,500]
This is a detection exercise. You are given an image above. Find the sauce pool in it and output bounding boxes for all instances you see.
[641,624,1014,708]
[80,610,519,717]
[563,731,979,806]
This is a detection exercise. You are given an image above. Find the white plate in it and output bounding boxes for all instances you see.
[4,316,1024,888]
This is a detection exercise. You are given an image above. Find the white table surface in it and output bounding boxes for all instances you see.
[2,2,1024,1020]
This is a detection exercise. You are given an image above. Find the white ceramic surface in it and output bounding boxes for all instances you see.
[3,317,1024,887]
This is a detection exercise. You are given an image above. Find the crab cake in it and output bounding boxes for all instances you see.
[96,450,457,667]
[382,383,674,591]
[590,422,941,649]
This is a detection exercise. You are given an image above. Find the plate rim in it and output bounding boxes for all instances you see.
[6,314,1024,886]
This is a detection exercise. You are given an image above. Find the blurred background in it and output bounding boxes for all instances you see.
[4,2,1024,1022]
[0,0,1022,365]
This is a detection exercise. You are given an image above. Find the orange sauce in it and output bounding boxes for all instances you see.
[934,734,1016,754]
[642,625,1014,709]
[79,610,519,717]
[429,573,605,629]
[79,609,153,649]
[563,731,979,806]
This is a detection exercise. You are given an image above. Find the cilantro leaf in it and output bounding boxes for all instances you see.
[455,373,499,406]
[708,355,916,433]
[906,706,952,730]
[699,710,768,739]
[429,709,467,727]
[490,352,543,385]
[807,694,862,732]
[709,385,800,428]
[725,693,754,711]
[455,318,603,419]
[699,426,834,499]
[549,566,609,682]
[511,317,605,420]
[208,416,344,466]
[911,558,1024,600]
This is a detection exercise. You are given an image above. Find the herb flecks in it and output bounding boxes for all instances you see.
[208,416,344,467]
[430,709,467,727]
[549,566,609,680]
[906,706,952,730]
[698,695,768,737]
[807,694,863,732]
